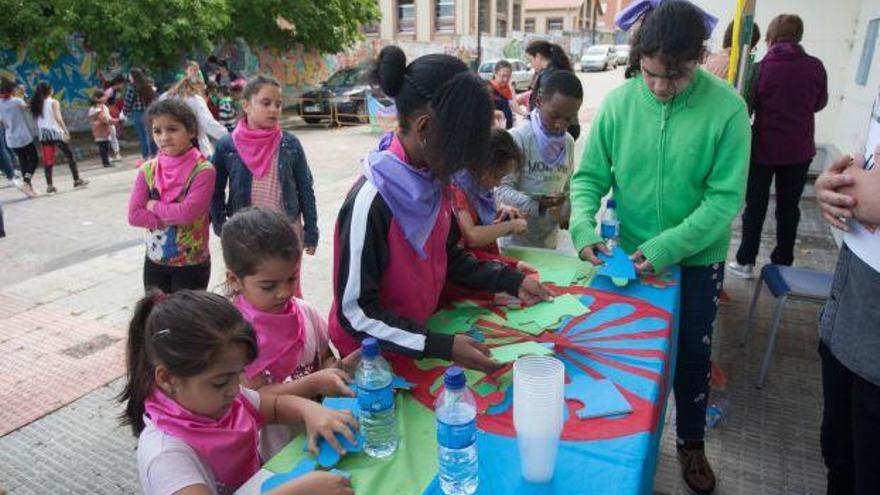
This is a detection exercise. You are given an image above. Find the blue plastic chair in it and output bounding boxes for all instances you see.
[740,264,833,389]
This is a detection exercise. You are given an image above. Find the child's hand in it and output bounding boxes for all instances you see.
[495,205,525,222]
[508,218,528,235]
[301,401,359,455]
[146,200,158,212]
[285,471,353,495]
[630,250,654,275]
[516,260,538,274]
[336,349,362,375]
[305,245,317,256]
[517,277,552,306]
[579,242,611,265]
[308,368,355,398]
[452,334,502,373]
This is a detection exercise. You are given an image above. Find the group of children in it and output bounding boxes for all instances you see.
[121,43,585,494]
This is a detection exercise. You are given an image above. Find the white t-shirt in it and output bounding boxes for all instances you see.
[138,388,262,495]
[0,97,34,148]
[844,93,880,272]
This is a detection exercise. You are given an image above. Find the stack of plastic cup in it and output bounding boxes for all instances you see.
[513,355,565,483]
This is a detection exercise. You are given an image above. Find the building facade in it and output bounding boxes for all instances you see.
[522,0,603,36]
[370,0,525,42]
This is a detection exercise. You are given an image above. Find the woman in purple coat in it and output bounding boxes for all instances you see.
[729,14,828,278]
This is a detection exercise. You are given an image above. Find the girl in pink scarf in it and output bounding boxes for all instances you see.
[121,290,356,495]
[221,207,360,399]
[127,100,215,294]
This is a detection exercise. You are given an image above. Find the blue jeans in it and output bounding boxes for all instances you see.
[674,262,724,441]
[130,110,157,158]
[0,132,17,180]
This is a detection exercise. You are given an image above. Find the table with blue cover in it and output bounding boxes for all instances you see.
[237,247,680,495]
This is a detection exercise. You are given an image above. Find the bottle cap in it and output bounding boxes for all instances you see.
[444,366,466,390]
[362,337,379,358]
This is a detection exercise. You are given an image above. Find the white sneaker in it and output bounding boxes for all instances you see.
[727,261,755,279]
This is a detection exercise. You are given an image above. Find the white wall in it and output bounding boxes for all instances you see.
[693,0,862,148]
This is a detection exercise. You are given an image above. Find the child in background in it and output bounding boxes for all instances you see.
[496,70,583,249]
[221,207,357,454]
[120,290,356,495]
[217,85,238,132]
[212,76,318,299]
[30,81,88,193]
[88,90,116,168]
[0,78,37,197]
[128,100,215,293]
[206,81,221,120]
[328,46,550,373]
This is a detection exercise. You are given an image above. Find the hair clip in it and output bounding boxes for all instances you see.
[153,328,171,340]
[153,292,169,305]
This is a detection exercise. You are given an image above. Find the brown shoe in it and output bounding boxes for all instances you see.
[677,440,716,494]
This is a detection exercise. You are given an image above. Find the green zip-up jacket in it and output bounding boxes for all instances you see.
[570,68,751,272]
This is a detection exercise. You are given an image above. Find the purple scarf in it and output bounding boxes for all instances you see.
[452,169,496,226]
[363,132,441,259]
[530,109,567,167]
[616,0,718,38]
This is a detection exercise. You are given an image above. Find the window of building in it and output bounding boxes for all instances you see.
[524,17,535,33]
[512,0,522,31]
[436,0,455,32]
[547,17,564,32]
[857,18,879,86]
[399,0,416,33]
[363,1,380,35]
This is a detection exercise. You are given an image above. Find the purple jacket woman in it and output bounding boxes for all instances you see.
[730,14,828,277]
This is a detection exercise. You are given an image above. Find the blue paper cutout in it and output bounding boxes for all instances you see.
[391,375,415,390]
[564,374,633,419]
[597,246,637,281]
[261,459,318,492]
[316,430,364,468]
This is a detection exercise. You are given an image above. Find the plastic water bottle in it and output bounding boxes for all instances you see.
[600,198,620,249]
[355,338,398,458]
[435,367,479,495]
[706,392,731,429]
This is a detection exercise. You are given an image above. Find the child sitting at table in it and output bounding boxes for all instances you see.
[120,290,356,495]
[496,70,583,249]
[442,129,538,304]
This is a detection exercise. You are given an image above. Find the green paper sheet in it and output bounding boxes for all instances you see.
[503,293,590,332]
[490,341,555,363]
[424,309,476,336]
[501,247,598,287]
[264,396,438,494]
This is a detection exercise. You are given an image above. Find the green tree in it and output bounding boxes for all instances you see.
[225,0,379,54]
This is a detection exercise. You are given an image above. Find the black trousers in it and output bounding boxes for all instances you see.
[96,141,111,166]
[12,142,39,182]
[143,258,211,294]
[735,161,811,266]
[820,343,880,495]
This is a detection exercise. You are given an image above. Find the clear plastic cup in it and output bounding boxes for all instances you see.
[513,356,565,483]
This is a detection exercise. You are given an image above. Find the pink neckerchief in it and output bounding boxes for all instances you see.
[231,118,282,178]
[144,389,263,491]
[388,133,409,162]
[235,296,306,382]
[154,147,203,203]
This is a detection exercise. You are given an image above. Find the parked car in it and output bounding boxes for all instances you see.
[580,45,618,72]
[298,65,384,125]
[477,59,534,92]
[615,45,630,66]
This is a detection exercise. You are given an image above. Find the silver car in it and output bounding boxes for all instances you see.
[615,45,630,65]
[478,59,534,92]
[580,45,618,72]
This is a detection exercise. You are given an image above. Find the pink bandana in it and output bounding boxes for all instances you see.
[235,296,306,382]
[144,389,263,491]
[231,118,282,178]
[154,147,202,203]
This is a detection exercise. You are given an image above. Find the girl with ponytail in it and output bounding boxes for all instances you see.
[524,40,581,139]
[328,46,550,374]
[120,290,355,495]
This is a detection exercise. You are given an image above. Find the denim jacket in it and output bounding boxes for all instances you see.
[210,131,318,246]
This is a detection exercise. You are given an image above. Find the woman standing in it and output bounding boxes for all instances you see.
[570,2,747,494]
[525,40,580,139]
[30,82,88,193]
[729,14,828,277]
[123,68,158,159]
[488,60,526,129]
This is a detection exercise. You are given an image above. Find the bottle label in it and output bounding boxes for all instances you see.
[437,418,476,449]
[600,221,619,240]
[357,383,394,413]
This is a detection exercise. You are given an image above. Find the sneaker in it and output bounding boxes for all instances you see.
[73,179,89,188]
[112,153,122,161]
[727,261,754,279]
[677,440,716,495]
[46,185,58,194]
[22,182,37,198]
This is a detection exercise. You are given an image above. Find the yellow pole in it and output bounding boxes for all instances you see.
[727,0,746,83]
